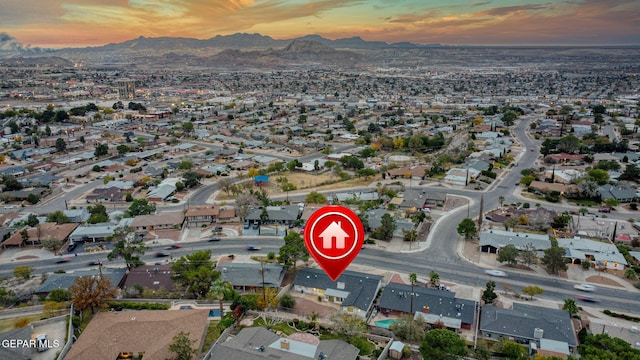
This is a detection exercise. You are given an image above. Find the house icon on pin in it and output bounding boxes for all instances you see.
[319,221,350,249]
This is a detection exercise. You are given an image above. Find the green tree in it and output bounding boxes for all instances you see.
[55,138,67,152]
[482,281,498,304]
[1,175,23,191]
[116,144,130,155]
[26,193,39,204]
[88,204,109,224]
[624,268,637,280]
[499,339,527,359]
[166,331,197,360]
[457,218,477,239]
[429,271,440,288]
[578,333,640,359]
[178,161,194,170]
[305,191,328,204]
[390,314,426,342]
[107,226,147,270]
[47,288,71,302]
[497,244,519,266]
[171,250,219,299]
[13,265,33,279]
[375,213,396,240]
[41,238,64,254]
[279,293,296,309]
[278,232,309,269]
[182,171,203,188]
[209,279,233,319]
[542,246,568,275]
[563,298,579,317]
[587,168,610,185]
[46,210,70,224]
[420,329,467,360]
[94,143,109,157]
[127,199,156,217]
[521,285,544,300]
[181,121,195,135]
[330,313,367,340]
[26,214,39,227]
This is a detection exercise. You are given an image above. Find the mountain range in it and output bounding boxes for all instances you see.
[0,32,444,55]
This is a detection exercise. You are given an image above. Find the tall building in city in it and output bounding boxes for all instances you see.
[117,79,136,100]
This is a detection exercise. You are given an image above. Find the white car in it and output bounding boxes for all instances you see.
[574,284,597,292]
[485,269,507,277]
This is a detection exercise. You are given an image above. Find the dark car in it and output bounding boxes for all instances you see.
[55,257,72,264]
[67,243,77,252]
[155,252,170,257]
[214,226,223,232]
[252,223,260,230]
[243,223,250,229]
[165,244,182,250]
[87,260,102,266]
[207,237,221,242]
[246,246,261,251]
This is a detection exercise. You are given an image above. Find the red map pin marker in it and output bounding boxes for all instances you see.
[304,205,365,281]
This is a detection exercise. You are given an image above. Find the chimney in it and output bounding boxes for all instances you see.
[281,339,290,350]
[423,306,430,313]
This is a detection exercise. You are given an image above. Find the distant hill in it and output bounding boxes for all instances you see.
[0,32,51,55]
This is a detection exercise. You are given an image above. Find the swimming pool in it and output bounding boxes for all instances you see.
[208,308,222,317]
[374,319,397,329]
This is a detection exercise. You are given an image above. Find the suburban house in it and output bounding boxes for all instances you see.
[377,282,477,331]
[63,208,90,223]
[85,186,128,202]
[293,268,382,319]
[208,327,359,360]
[184,205,237,227]
[479,230,551,254]
[35,268,127,298]
[2,222,79,249]
[246,205,301,226]
[69,224,119,243]
[122,264,176,295]
[397,189,445,210]
[480,303,577,356]
[557,237,628,271]
[365,209,414,238]
[220,262,285,292]
[130,211,185,233]
[597,184,637,203]
[64,309,209,360]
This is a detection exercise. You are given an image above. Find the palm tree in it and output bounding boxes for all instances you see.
[429,271,440,288]
[209,279,233,318]
[409,273,417,342]
[498,196,505,208]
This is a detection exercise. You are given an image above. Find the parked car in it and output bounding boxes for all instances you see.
[36,334,49,352]
[598,207,611,213]
[252,223,260,230]
[574,283,597,292]
[435,283,450,291]
[207,237,221,242]
[166,244,182,250]
[484,269,507,277]
[214,226,223,232]
[243,223,250,229]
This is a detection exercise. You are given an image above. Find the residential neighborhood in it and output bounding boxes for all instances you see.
[0,38,639,360]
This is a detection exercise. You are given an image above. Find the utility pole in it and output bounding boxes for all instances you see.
[476,195,484,235]
[261,261,266,303]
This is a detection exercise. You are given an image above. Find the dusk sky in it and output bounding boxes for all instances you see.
[1,0,639,48]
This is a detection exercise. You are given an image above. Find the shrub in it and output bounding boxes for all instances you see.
[279,294,295,309]
[108,302,170,310]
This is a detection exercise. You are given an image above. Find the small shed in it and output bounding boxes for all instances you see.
[389,341,405,359]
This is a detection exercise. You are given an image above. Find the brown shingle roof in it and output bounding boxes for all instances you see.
[130,211,185,228]
[185,206,220,217]
[2,222,78,247]
[65,310,209,360]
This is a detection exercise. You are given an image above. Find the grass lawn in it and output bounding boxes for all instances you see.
[202,321,221,349]
[0,314,43,333]
[252,317,297,335]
